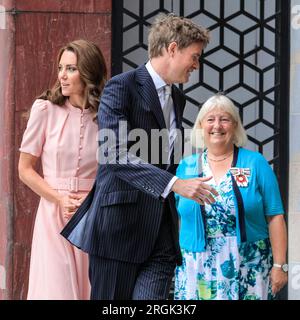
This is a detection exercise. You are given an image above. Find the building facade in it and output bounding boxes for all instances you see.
[0,0,299,299]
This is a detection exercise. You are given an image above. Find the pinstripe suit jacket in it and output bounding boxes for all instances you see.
[61,65,186,264]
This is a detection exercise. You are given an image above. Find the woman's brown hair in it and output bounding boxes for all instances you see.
[38,39,107,117]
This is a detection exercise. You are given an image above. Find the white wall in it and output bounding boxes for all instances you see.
[289,0,300,300]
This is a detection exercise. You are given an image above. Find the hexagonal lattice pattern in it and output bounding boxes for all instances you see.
[113,0,287,168]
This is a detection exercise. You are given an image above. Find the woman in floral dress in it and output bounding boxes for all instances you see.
[174,94,288,300]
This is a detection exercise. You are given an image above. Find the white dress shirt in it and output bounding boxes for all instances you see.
[145,61,178,198]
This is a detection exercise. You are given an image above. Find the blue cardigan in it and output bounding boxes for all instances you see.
[175,147,284,252]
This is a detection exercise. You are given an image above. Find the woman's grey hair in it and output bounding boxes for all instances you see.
[190,94,248,149]
[148,13,210,59]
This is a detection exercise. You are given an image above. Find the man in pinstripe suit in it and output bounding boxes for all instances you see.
[62,13,218,300]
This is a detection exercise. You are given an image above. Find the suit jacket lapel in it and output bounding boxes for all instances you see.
[136,65,166,129]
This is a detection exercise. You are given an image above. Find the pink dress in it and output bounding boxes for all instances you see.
[20,99,98,300]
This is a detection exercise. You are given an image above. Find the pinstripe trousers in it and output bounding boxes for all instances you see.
[89,204,177,300]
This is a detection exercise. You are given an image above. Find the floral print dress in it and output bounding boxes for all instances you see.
[174,151,274,300]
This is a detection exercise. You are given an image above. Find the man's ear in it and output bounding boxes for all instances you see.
[167,41,178,56]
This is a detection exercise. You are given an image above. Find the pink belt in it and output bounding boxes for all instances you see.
[45,177,94,192]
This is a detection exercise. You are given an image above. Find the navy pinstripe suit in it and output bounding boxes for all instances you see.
[61,65,186,299]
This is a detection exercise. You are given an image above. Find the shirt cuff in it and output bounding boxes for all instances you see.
[161,176,178,198]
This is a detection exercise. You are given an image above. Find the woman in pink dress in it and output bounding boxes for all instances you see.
[18,39,107,299]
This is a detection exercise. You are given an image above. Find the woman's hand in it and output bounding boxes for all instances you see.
[270,267,288,295]
[58,194,83,219]
[74,193,88,205]
[267,214,288,296]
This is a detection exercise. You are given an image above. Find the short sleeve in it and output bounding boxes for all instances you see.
[19,99,48,157]
[256,153,284,216]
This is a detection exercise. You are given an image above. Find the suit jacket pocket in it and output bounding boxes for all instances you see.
[99,190,139,207]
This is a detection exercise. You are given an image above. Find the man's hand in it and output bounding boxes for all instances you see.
[172,177,219,205]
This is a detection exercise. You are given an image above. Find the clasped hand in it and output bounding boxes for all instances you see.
[58,193,87,219]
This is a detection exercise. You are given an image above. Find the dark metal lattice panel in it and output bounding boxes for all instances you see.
[112,0,289,203]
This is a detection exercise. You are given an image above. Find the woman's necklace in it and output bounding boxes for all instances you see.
[207,151,233,162]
